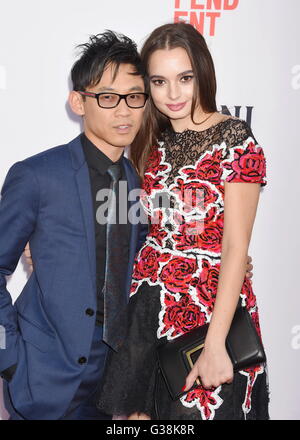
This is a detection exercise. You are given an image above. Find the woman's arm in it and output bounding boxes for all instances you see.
[184,181,261,392]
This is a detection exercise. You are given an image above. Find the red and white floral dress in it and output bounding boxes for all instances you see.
[97,118,270,420]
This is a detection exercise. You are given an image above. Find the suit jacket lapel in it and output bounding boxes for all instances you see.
[68,136,96,293]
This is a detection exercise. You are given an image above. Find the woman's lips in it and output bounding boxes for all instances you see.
[166,102,187,112]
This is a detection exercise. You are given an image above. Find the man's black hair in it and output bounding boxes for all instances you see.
[71,30,145,91]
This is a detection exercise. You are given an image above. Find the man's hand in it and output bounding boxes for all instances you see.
[246,255,253,281]
[24,242,33,271]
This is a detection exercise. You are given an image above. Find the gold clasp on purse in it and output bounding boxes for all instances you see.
[185,343,204,386]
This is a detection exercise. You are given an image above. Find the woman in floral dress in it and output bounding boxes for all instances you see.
[97,22,269,420]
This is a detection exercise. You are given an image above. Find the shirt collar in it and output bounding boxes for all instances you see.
[81,133,124,175]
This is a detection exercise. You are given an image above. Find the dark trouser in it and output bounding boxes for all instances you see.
[3,325,111,420]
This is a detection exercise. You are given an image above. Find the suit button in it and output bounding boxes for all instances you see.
[78,357,87,365]
[85,308,94,316]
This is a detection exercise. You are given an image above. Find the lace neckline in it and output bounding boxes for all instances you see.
[170,117,236,137]
[156,117,252,187]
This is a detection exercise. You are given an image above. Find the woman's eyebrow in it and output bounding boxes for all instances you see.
[149,70,194,80]
[178,70,193,76]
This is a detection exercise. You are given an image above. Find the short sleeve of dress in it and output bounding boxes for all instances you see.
[221,119,267,187]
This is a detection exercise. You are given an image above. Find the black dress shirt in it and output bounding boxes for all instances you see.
[81,133,130,326]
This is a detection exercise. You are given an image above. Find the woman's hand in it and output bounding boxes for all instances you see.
[128,412,151,420]
[183,343,233,392]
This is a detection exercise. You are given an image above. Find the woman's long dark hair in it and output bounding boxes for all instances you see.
[130,22,218,176]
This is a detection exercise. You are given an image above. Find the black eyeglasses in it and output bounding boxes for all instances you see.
[78,91,149,109]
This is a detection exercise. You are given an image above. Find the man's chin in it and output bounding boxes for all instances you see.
[112,134,137,147]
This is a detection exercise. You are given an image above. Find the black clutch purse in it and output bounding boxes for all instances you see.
[156,300,266,400]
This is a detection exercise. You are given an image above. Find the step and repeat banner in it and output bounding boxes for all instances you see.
[0,0,299,420]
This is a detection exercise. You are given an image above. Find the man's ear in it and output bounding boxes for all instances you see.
[69,91,85,116]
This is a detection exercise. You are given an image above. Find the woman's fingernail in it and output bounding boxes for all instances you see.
[181,385,186,392]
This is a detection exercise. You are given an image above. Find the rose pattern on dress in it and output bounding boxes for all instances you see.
[146,146,169,174]
[160,292,206,337]
[148,210,169,247]
[193,258,220,315]
[171,178,219,215]
[133,245,171,284]
[180,385,223,420]
[239,365,265,418]
[131,128,267,419]
[181,146,224,185]
[242,277,257,310]
[159,256,198,295]
[172,207,224,254]
[142,173,165,196]
[222,139,267,186]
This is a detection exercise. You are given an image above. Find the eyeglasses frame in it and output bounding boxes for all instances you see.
[77,91,149,109]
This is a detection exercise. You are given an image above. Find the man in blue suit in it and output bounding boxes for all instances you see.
[0,31,149,420]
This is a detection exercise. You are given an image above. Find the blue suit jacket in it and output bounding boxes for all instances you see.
[0,135,148,419]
